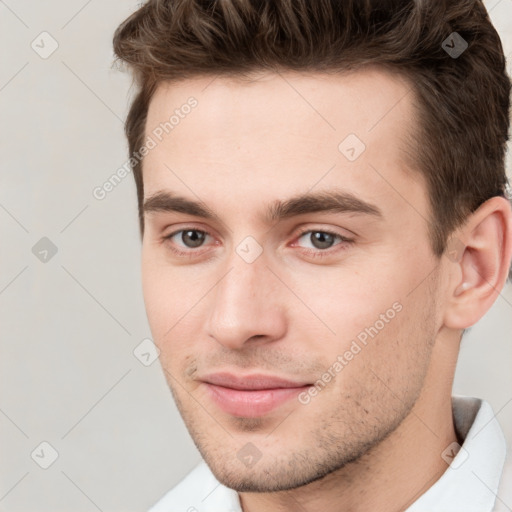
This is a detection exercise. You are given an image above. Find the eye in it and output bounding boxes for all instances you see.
[166,229,211,249]
[294,229,351,251]
[161,226,352,261]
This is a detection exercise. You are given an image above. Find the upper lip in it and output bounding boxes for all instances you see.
[201,372,311,390]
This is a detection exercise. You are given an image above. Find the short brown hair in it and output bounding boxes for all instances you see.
[113,0,510,256]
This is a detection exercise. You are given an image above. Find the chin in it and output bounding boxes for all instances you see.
[202,451,360,493]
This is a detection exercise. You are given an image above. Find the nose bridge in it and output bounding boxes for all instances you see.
[206,249,286,349]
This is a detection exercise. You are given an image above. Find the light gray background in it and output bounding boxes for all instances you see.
[0,1,511,511]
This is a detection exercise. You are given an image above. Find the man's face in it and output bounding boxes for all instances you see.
[141,69,445,492]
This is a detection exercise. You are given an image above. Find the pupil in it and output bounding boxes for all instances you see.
[182,230,205,248]
[311,232,334,249]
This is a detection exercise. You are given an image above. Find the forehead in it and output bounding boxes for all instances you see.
[146,68,414,143]
[142,68,425,224]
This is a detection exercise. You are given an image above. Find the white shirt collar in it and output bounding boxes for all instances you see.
[407,396,507,512]
[149,396,507,512]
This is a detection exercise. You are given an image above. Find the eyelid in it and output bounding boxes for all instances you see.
[164,224,352,242]
[166,227,212,245]
[163,221,216,240]
[162,228,354,265]
[289,226,353,254]
[163,226,217,255]
[293,226,352,241]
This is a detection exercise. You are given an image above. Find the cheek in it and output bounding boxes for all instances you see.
[141,254,210,372]
[141,248,195,330]
[310,305,433,426]
[287,270,402,352]
[294,262,432,390]
[141,256,184,350]
[141,261,169,337]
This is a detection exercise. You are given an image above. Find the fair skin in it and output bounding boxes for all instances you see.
[140,68,512,512]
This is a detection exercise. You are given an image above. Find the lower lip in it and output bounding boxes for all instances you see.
[203,383,311,417]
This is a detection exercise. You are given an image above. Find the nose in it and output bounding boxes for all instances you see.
[205,254,288,350]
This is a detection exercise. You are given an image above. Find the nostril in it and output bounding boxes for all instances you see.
[248,334,266,342]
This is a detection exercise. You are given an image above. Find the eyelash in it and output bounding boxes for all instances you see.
[292,228,353,258]
[162,227,353,260]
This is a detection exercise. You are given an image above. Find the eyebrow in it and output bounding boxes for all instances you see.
[143,189,383,224]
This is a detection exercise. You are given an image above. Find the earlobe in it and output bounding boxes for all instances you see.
[443,196,512,330]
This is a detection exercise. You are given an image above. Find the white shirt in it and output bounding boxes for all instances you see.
[149,396,511,512]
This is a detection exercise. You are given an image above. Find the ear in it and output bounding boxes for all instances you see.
[443,196,512,329]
